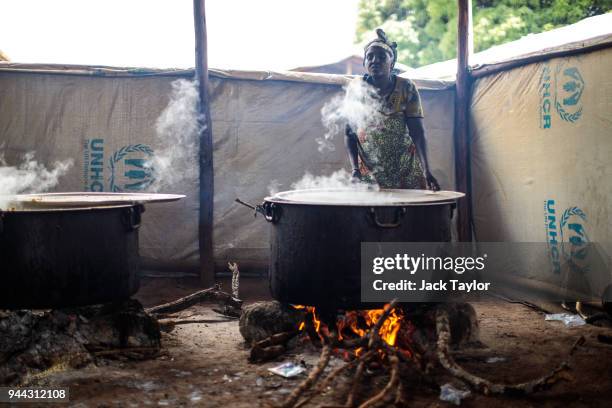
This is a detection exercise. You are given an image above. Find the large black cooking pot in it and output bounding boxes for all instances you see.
[262,189,464,310]
[0,192,183,309]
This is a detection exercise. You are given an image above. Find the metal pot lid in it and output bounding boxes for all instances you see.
[265,188,465,206]
[2,192,185,210]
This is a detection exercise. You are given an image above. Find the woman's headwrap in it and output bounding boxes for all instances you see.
[364,28,397,67]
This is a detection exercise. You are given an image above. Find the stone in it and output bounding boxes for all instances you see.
[239,301,303,344]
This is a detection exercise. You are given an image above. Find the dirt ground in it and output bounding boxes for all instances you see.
[14,276,612,408]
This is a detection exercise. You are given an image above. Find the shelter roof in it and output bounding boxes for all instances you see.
[406,13,612,80]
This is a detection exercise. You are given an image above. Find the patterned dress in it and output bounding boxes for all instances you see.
[357,75,426,189]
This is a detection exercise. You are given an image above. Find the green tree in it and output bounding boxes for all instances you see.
[356,0,612,67]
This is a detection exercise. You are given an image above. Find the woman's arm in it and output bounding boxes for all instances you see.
[406,117,440,191]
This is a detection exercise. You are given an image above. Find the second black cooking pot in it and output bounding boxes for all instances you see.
[0,192,184,309]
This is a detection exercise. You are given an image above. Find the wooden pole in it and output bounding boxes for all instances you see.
[454,0,472,242]
[193,0,215,286]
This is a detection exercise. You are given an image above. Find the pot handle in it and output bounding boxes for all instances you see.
[123,204,145,231]
[450,202,457,219]
[369,207,406,228]
[262,202,282,223]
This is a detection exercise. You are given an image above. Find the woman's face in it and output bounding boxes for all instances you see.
[364,46,393,79]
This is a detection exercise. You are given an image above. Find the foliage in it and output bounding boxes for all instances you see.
[356,0,612,67]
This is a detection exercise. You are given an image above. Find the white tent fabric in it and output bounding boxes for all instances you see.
[0,65,456,271]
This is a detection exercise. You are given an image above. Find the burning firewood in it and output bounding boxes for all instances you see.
[276,300,406,408]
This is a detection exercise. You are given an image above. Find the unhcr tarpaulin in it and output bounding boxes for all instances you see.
[470,46,612,297]
[0,64,456,271]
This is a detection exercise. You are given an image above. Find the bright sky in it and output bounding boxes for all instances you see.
[0,0,362,71]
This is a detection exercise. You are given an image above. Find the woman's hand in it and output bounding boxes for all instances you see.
[425,171,440,191]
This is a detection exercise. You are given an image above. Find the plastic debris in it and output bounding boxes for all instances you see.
[485,356,506,363]
[189,391,203,402]
[439,383,471,405]
[545,313,586,327]
[268,362,306,378]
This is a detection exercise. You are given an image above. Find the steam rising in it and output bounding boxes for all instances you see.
[267,179,282,196]
[317,79,384,152]
[0,152,73,210]
[275,80,385,196]
[147,79,201,191]
[290,169,379,192]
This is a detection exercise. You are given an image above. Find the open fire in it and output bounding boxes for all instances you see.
[293,304,410,358]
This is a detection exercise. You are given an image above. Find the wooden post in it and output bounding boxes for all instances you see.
[193,0,215,286]
[454,0,472,242]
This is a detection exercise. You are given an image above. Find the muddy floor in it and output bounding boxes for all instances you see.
[14,276,612,408]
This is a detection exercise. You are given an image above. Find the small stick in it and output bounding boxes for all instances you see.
[254,331,300,349]
[229,261,240,299]
[346,354,368,407]
[335,336,368,350]
[92,346,160,357]
[158,318,235,332]
[436,308,583,396]
[294,350,377,408]
[160,318,235,325]
[250,344,286,363]
[394,381,404,406]
[146,284,242,315]
[358,354,400,408]
[346,300,399,407]
[279,343,333,408]
[486,292,551,314]
[368,299,399,349]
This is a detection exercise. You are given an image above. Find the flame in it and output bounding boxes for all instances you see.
[292,305,321,332]
[293,303,406,353]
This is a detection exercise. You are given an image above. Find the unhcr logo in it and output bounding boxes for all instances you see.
[555,63,584,123]
[109,144,155,192]
[539,62,584,128]
[544,199,589,276]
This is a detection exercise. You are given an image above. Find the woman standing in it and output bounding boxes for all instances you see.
[345,29,440,191]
